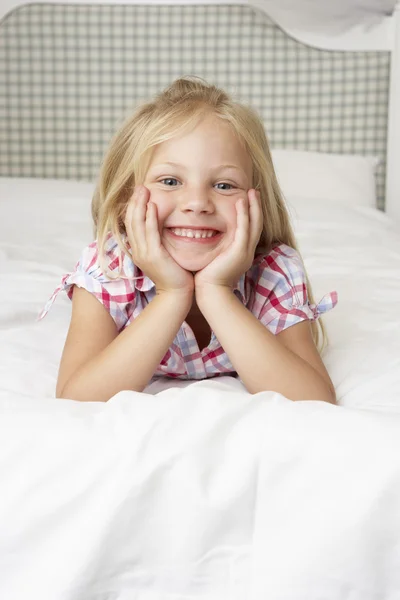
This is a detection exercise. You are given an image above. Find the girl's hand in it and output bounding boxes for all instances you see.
[124,185,195,296]
[194,189,263,294]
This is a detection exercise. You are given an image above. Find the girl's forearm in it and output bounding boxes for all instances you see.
[196,286,335,402]
[59,290,192,402]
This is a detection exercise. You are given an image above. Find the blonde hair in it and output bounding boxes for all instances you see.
[92,75,328,353]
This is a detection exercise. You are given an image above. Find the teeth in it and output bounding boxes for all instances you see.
[169,228,218,239]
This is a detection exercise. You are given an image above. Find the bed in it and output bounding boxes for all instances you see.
[1,1,400,599]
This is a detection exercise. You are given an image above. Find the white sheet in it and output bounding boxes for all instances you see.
[1,177,400,599]
[1,380,400,599]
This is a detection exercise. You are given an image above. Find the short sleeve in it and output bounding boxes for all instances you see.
[255,244,338,335]
[37,236,137,332]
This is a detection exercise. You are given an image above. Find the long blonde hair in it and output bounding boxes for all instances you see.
[92,75,328,353]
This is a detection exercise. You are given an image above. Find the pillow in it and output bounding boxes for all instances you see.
[270,149,380,208]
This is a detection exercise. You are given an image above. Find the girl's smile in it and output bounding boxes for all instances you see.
[164,227,224,245]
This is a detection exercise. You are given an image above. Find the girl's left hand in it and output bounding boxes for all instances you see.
[194,188,263,294]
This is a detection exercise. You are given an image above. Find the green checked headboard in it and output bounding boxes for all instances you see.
[0,2,393,211]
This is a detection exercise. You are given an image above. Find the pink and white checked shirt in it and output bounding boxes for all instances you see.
[39,234,338,380]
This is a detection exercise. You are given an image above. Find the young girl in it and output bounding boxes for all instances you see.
[39,76,338,404]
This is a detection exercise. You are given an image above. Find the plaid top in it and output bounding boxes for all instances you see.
[39,234,338,380]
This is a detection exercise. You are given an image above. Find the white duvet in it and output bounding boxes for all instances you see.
[0,177,400,599]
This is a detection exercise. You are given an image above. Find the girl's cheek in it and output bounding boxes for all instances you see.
[151,198,172,226]
[226,205,239,229]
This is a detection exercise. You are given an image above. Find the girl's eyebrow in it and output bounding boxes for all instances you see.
[152,161,244,172]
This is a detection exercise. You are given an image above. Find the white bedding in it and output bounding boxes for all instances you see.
[1,177,400,599]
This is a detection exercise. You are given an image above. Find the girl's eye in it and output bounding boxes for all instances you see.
[215,182,234,190]
[159,179,235,190]
[160,177,179,186]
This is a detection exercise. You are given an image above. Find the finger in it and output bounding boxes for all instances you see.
[145,201,161,248]
[131,185,149,249]
[125,184,142,214]
[124,186,140,231]
[248,189,262,246]
[235,196,250,249]
[132,184,148,221]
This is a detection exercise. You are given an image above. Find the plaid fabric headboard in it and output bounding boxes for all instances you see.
[0,3,390,209]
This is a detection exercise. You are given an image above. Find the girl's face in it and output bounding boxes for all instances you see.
[142,113,253,272]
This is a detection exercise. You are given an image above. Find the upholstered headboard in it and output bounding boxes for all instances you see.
[0,1,398,215]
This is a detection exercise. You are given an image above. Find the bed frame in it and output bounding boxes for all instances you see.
[1,0,399,223]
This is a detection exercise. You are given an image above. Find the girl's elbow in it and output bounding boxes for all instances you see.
[55,383,66,399]
[323,379,337,404]
[325,387,338,405]
[55,381,103,402]
[306,382,337,404]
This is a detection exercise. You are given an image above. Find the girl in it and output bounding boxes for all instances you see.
[39,76,338,404]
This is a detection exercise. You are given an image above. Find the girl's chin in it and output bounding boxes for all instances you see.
[173,257,210,272]
[167,250,214,273]
[164,236,227,272]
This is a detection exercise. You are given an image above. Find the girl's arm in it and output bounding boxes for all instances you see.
[196,285,336,403]
[57,286,193,402]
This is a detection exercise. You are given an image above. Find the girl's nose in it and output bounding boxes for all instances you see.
[179,188,214,213]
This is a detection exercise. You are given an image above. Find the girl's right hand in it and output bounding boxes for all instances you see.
[124,185,195,296]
